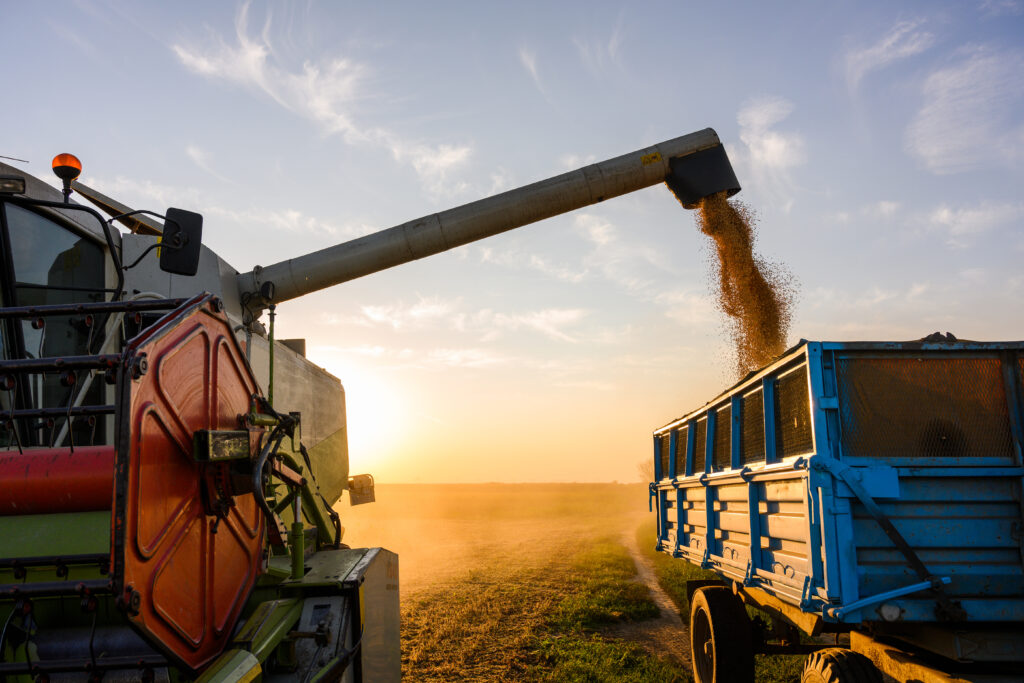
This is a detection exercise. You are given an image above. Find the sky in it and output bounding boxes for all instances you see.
[3,1,1023,483]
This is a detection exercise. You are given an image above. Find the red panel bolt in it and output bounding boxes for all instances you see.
[128,588,142,615]
[130,355,149,380]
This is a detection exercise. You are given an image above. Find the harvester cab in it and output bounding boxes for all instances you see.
[0,128,740,681]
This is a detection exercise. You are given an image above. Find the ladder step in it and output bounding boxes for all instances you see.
[0,354,120,373]
[0,298,186,319]
[0,405,115,421]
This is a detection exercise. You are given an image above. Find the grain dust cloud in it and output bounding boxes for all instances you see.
[693,191,796,377]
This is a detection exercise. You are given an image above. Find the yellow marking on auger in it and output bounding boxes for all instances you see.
[641,152,662,166]
[236,664,261,683]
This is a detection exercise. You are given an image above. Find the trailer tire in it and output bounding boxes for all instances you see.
[801,648,882,683]
[689,586,754,683]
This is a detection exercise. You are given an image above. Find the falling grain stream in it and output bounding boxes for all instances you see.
[690,190,796,377]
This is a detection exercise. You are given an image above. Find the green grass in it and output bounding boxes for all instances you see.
[548,539,660,631]
[635,517,805,683]
[529,538,691,682]
[532,635,688,683]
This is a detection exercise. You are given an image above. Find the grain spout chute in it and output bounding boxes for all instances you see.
[237,127,741,314]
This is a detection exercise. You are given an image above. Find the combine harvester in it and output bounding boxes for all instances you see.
[652,339,1024,682]
[0,128,739,681]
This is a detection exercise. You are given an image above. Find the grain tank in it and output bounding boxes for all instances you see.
[0,128,739,681]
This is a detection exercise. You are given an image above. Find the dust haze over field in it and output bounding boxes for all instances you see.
[341,483,649,594]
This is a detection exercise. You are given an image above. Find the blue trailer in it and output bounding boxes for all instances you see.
[651,339,1024,682]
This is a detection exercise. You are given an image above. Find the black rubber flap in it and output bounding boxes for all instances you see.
[665,145,741,209]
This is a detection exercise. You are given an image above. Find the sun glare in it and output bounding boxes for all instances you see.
[310,349,410,476]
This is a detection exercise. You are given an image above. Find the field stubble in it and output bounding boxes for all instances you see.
[340,484,689,681]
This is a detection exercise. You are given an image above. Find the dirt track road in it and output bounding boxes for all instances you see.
[610,521,692,670]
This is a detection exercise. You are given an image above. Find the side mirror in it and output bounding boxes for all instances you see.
[348,474,376,505]
[160,208,203,276]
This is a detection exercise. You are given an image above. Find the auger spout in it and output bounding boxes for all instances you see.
[237,127,739,313]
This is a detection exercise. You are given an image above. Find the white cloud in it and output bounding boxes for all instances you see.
[806,282,930,311]
[979,0,1023,17]
[574,214,667,294]
[88,174,371,240]
[528,254,586,283]
[479,247,587,284]
[329,344,509,370]
[736,96,806,210]
[929,201,1024,247]
[185,144,233,183]
[844,19,934,92]
[519,46,542,90]
[485,308,588,343]
[737,97,805,169]
[578,214,616,247]
[863,200,901,218]
[559,153,597,171]
[573,17,625,75]
[655,289,717,326]
[338,344,388,358]
[360,295,461,330]
[334,294,590,343]
[185,144,209,169]
[957,268,988,286]
[424,348,507,368]
[486,168,512,196]
[905,46,1024,174]
[478,214,701,327]
[172,1,471,196]
[206,205,372,239]
[737,96,793,134]
[87,176,201,214]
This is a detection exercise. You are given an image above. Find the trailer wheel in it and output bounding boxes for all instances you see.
[801,648,882,683]
[689,586,754,683]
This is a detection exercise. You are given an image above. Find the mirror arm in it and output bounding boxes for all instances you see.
[105,208,170,230]
[122,235,183,271]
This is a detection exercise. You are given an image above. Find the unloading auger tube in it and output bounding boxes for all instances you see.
[237,127,740,313]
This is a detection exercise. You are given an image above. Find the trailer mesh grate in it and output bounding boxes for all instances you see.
[694,418,707,474]
[774,366,813,459]
[659,434,670,479]
[836,356,1014,459]
[675,425,689,477]
[713,405,732,471]
[741,389,765,465]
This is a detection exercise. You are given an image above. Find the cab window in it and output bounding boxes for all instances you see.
[1,203,108,446]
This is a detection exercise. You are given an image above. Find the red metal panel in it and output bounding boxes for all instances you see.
[0,445,114,514]
[113,296,264,671]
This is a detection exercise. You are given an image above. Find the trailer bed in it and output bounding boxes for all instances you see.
[652,340,1024,627]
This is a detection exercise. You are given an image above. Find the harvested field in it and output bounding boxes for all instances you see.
[339,484,806,681]
[340,484,693,681]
